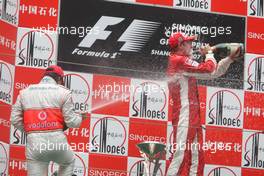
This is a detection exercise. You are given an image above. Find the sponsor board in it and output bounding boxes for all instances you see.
[242,130,264,170]
[244,91,264,130]
[129,79,168,121]
[92,74,130,116]
[0,20,17,64]
[15,27,57,69]
[0,60,14,105]
[0,141,9,176]
[248,0,264,18]
[205,126,242,166]
[48,152,88,176]
[63,71,93,112]
[19,0,59,28]
[1,0,19,26]
[89,114,129,156]
[128,118,167,157]
[247,17,264,55]
[127,157,166,176]
[88,154,127,175]
[173,0,211,12]
[9,145,27,176]
[206,87,244,129]
[244,53,264,92]
[204,164,241,176]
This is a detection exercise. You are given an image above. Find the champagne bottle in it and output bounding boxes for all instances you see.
[211,43,244,58]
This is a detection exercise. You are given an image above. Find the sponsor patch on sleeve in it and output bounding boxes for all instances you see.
[185,58,199,67]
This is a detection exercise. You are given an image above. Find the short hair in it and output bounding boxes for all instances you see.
[44,68,62,83]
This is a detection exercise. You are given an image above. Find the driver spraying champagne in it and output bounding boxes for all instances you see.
[166,32,242,176]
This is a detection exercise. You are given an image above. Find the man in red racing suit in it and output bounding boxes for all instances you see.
[166,32,241,176]
[11,65,88,176]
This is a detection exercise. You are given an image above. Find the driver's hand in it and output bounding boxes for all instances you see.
[200,44,212,56]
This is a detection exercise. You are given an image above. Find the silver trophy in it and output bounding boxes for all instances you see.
[136,141,166,176]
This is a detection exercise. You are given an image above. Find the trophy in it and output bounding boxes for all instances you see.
[136,141,166,176]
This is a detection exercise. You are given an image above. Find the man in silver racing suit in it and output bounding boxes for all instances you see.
[11,65,88,176]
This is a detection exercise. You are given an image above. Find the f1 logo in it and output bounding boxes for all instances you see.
[78,16,125,48]
[78,16,160,52]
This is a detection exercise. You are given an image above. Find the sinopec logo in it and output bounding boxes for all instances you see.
[129,134,166,144]
[74,15,160,58]
[11,127,27,145]
[243,132,264,169]
[248,0,264,17]
[175,0,210,11]
[89,169,126,176]
[91,116,127,155]
[49,153,87,176]
[207,167,238,176]
[207,90,242,128]
[129,160,164,176]
[1,0,18,25]
[131,82,167,120]
[17,30,54,68]
[248,32,264,40]
[0,62,12,104]
[64,73,91,112]
[247,56,264,91]
[0,142,8,175]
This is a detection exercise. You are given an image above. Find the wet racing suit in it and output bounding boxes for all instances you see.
[166,53,234,176]
[11,76,83,176]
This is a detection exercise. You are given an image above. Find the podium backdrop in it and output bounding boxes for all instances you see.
[0,0,264,175]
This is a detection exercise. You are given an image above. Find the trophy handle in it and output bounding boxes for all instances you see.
[153,158,161,176]
[140,151,151,176]
[143,160,151,176]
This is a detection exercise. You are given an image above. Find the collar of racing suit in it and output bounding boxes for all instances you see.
[40,76,57,85]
